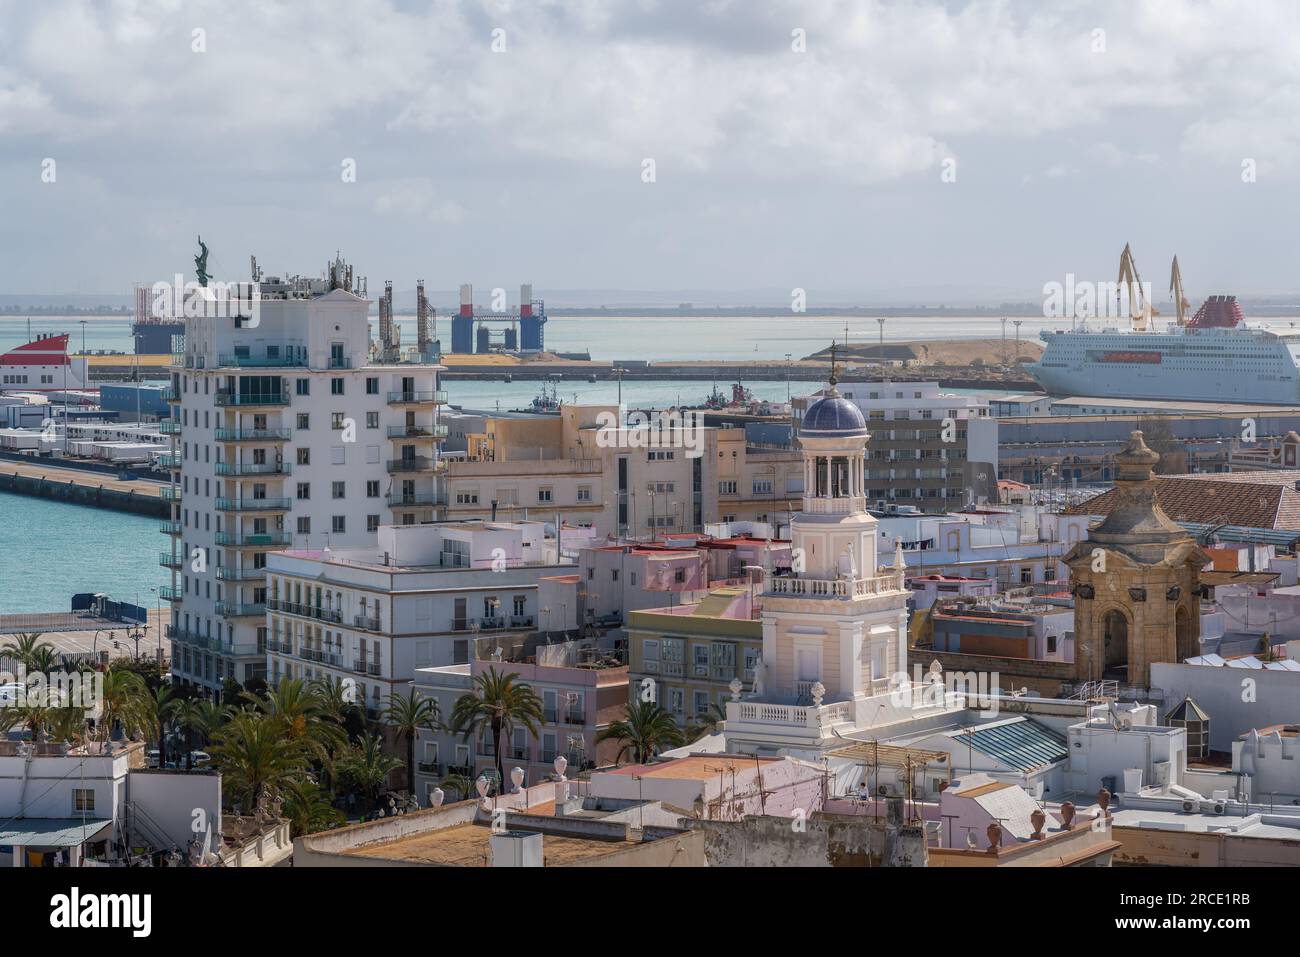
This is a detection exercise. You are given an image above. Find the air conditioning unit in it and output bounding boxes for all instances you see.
[1181,800,1196,813]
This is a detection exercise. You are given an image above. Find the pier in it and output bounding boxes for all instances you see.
[0,456,168,517]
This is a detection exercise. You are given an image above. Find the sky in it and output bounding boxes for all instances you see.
[2,0,1299,303]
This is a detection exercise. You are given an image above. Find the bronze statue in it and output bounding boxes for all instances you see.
[195,235,210,287]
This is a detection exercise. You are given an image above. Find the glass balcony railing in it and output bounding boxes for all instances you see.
[215,497,292,512]
[214,391,288,407]
[214,428,291,442]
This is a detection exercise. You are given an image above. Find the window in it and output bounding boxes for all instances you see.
[331,413,346,430]
[366,411,379,429]
[366,377,379,395]
[297,413,310,430]
[332,481,346,499]
[296,483,310,500]
[366,480,380,498]
[538,487,553,503]
[332,516,346,533]
[297,516,311,534]
[455,490,479,505]
[296,447,310,466]
[577,485,592,502]
[296,379,310,396]
[367,514,380,532]
[753,479,772,495]
[718,481,737,495]
[647,449,674,461]
[73,789,94,812]
[331,379,344,396]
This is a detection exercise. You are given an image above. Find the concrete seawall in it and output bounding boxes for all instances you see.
[0,470,168,517]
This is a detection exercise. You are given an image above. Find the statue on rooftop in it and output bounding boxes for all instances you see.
[194,235,210,288]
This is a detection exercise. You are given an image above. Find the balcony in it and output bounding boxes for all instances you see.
[215,531,292,548]
[214,391,288,407]
[386,456,439,474]
[218,351,307,369]
[160,386,177,403]
[387,424,434,439]
[215,461,290,477]
[169,625,263,657]
[563,712,586,726]
[418,761,442,775]
[159,486,181,502]
[767,571,904,600]
[156,453,182,469]
[217,566,266,582]
[327,356,352,370]
[160,420,181,435]
[352,659,382,676]
[353,615,381,632]
[214,428,291,443]
[386,390,446,405]
[215,497,291,512]
[159,552,182,570]
[386,493,438,508]
[214,601,267,619]
[267,599,341,623]
[160,585,182,601]
[160,520,182,535]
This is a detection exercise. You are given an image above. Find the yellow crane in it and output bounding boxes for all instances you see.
[1117,242,1159,331]
[1170,255,1190,325]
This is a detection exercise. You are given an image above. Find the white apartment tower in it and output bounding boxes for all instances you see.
[161,256,447,694]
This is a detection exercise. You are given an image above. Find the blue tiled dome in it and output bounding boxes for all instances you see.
[801,392,867,436]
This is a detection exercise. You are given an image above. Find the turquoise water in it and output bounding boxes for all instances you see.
[0,490,165,614]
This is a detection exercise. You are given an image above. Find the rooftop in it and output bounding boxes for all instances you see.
[340,820,638,867]
[605,754,780,780]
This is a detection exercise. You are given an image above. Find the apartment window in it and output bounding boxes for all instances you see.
[455,490,479,505]
[1047,635,1058,654]
[296,379,310,396]
[331,413,346,430]
[647,450,674,461]
[331,379,344,396]
[538,487,553,503]
[366,377,379,395]
[297,448,310,466]
[577,485,592,502]
[296,483,310,500]
[1020,567,1033,584]
[611,570,619,582]
[675,568,686,583]
[366,411,379,429]
[366,480,380,498]
[73,789,94,812]
[718,481,737,495]
[297,413,310,430]
[332,516,346,534]
[753,479,772,495]
[297,517,311,534]
[332,481,346,499]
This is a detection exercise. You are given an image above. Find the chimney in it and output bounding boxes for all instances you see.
[490,830,543,867]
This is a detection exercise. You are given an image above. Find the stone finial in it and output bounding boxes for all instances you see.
[1115,430,1160,482]
[1030,808,1047,840]
[729,677,743,701]
[810,681,826,707]
[986,821,1002,852]
[1060,801,1076,829]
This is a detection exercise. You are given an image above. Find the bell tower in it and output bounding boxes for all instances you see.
[1064,431,1207,688]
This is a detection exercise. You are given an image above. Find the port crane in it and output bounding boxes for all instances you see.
[1170,255,1190,326]
[1117,242,1159,332]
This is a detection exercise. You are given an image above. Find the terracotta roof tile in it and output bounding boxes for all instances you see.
[1067,473,1300,531]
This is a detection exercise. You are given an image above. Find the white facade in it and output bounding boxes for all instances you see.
[164,265,446,693]
[264,521,570,716]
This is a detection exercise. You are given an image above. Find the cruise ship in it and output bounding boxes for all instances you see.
[0,333,90,391]
[1026,296,1300,404]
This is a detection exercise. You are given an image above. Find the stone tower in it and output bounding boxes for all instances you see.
[1064,430,1207,687]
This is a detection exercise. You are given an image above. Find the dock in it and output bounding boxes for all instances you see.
[0,457,168,517]
[0,608,169,667]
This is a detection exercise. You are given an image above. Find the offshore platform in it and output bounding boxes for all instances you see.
[450,283,547,354]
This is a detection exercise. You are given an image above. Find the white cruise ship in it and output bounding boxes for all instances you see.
[1026,296,1300,404]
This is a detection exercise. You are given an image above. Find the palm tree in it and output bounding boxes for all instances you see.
[150,685,178,767]
[210,711,310,811]
[309,675,365,741]
[336,733,403,816]
[596,698,684,765]
[383,688,441,796]
[685,702,727,742]
[26,644,58,675]
[95,669,156,743]
[279,775,345,836]
[438,770,479,804]
[172,698,230,768]
[244,677,346,766]
[0,633,48,668]
[449,668,543,792]
[46,708,88,746]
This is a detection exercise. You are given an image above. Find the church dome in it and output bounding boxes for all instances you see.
[801,391,867,437]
